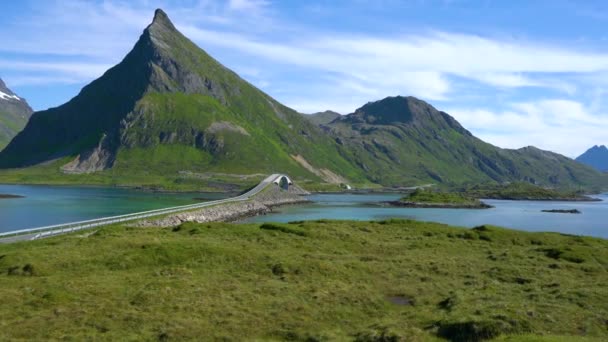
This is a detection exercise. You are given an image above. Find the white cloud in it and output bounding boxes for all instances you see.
[2,0,608,155]
[0,60,110,80]
[228,0,270,12]
[2,75,85,87]
[448,99,608,157]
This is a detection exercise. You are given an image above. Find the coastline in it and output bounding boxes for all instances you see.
[480,196,602,202]
[134,184,311,228]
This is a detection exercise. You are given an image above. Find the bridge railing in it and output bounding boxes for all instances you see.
[0,173,282,240]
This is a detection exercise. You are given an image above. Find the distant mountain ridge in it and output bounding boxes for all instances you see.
[0,78,33,150]
[303,110,341,126]
[577,145,608,172]
[0,9,606,191]
[323,96,606,188]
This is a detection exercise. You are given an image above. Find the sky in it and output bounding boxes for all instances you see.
[1,0,607,158]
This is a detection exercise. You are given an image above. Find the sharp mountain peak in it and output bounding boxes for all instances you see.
[153,8,171,24]
[146,8,179,40]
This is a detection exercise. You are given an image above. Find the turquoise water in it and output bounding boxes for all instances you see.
[0,184,230,233]
[1,185,606,238]
[243,193,608,238]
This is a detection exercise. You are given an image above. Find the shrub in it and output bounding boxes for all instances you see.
[271,263,286,276]
[438,294,460,311]
[260,223,307,237]
[478,234,492,242]
[437,317,531,341]
[22,264,35,276]
[456,232,477,240]
[539,248,586,263]
[354,326,404,342]
[472,225,491,232]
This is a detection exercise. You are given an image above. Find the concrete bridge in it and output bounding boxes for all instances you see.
[273,175,293,190]
[0,173,293,243]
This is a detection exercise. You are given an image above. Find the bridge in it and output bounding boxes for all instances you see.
[0,173,292,243]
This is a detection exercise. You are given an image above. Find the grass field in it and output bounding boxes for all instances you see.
[0,219,607,341]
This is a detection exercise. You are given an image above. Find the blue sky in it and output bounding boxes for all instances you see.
[1,0,608,157]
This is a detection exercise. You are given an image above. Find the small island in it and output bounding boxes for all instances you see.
[542,209,581,214]
[0,194,24,199]
[385,188,493,209]
[458,182,601,202]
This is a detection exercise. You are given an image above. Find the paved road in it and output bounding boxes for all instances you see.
[0,173,285,244]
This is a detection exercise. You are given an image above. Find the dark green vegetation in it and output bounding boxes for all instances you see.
[394,188,491,208]
[0,78,33,150]
[1,9,607,192]
[577,145,608,172]
[458,182,599,201]
[1,220,607,341]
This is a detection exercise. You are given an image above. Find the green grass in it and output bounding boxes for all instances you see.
[402,188,484,206]
[1,219,606,340]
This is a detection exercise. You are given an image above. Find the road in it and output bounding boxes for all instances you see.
[0,173,284,244]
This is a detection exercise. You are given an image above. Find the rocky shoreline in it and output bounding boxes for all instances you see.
[482,196,601,202]
[134,184,310,228]
[0,194,24,199]
[382,200,493,209]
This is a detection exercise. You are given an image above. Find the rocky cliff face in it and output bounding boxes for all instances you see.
[0,78,33,150]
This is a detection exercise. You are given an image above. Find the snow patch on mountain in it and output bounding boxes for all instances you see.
[0,90,20,101]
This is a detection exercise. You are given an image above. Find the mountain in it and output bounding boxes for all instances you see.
[0,78,33,150]
[0,10,606,191]
[303,110,341,126]
[576,145,608,172]
[0,9,364,184]
[323,96,607,188]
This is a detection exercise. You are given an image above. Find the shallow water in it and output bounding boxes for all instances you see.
[1,184,606,238]
[242,193,608,238]
[0,184,230,233]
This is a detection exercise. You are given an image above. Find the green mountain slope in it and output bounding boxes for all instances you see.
[325,96,607,189]
[0,10,365,186]
[0,10,605,191]
[0,78,32,150]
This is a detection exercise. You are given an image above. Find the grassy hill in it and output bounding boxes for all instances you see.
[400,188,488,207]
[0,220,606,340]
